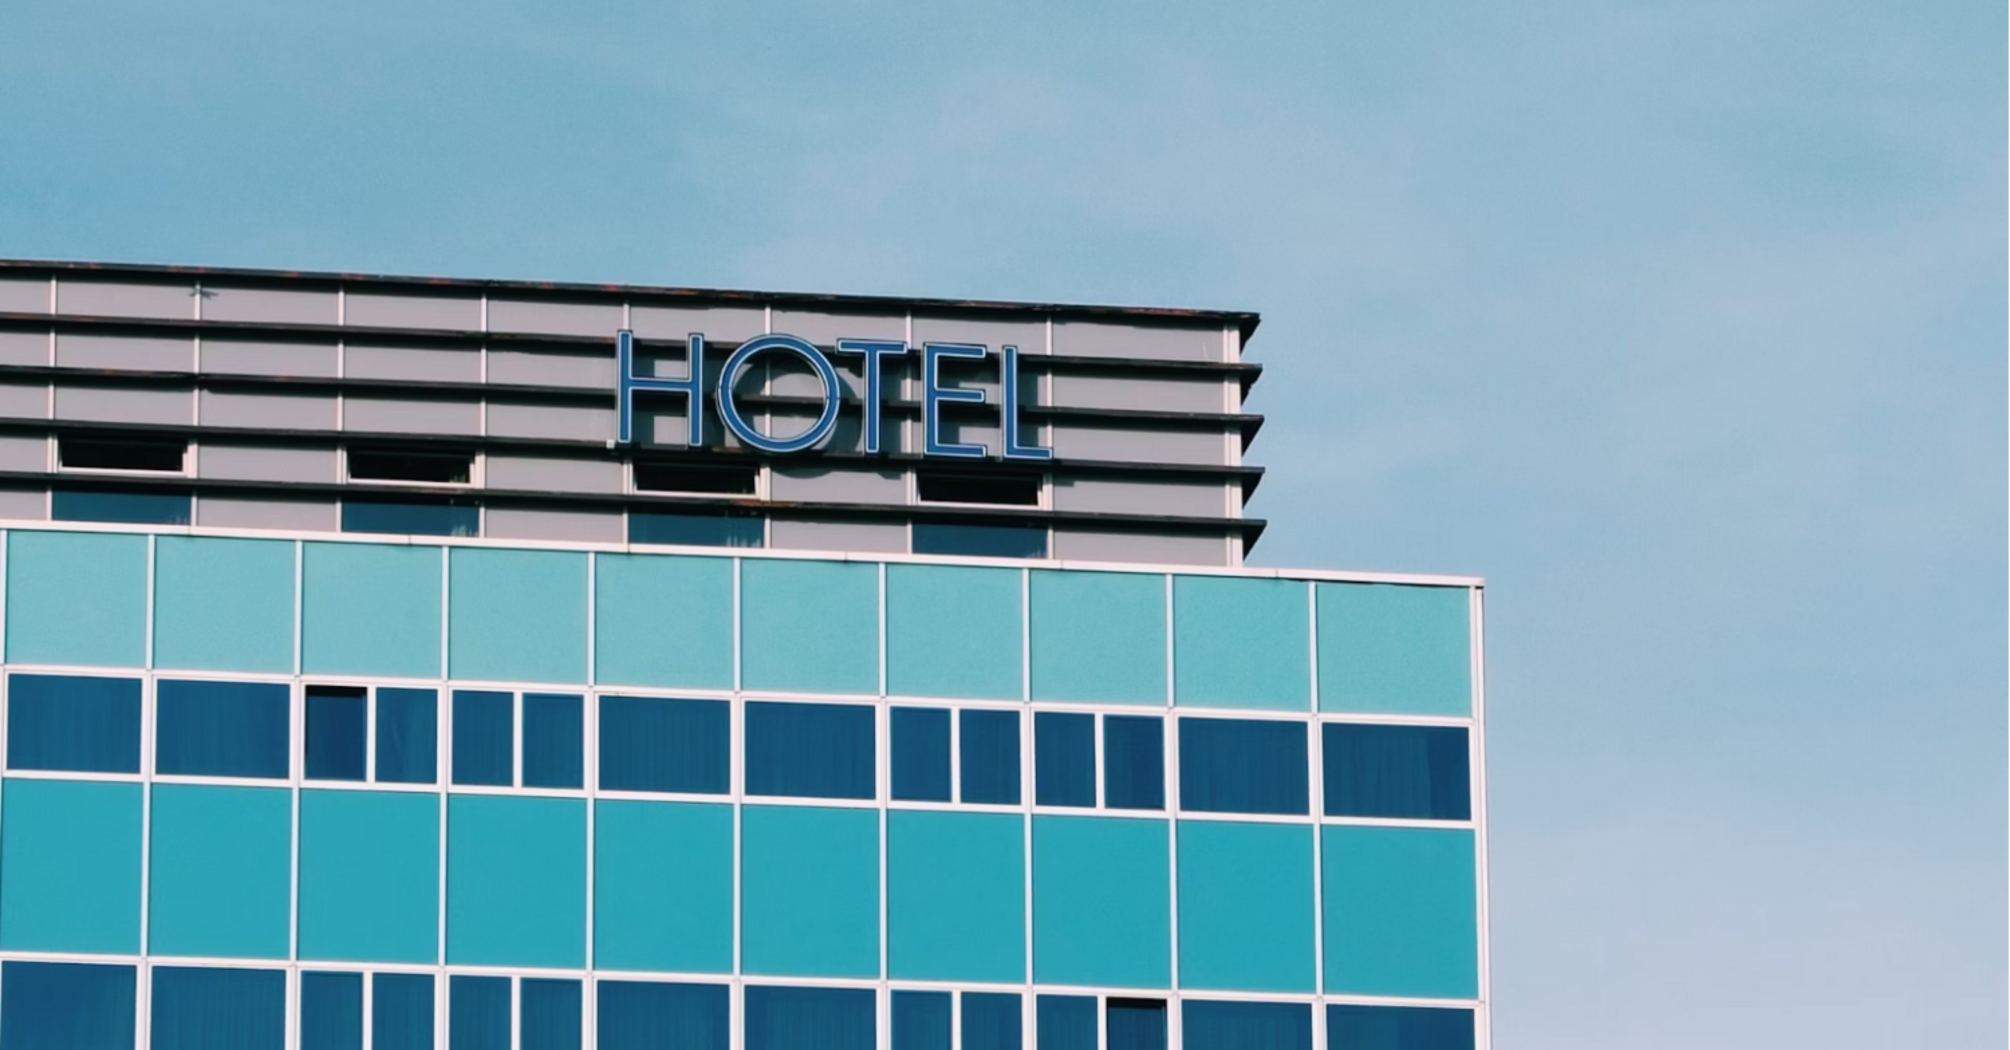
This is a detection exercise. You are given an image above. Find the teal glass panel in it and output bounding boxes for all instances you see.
[887,810,1025,982]
[593,554,734,690]
[5,531,146,668]
[740,805,878,978]
[148,784,291,958]
[1177,821,1314,992]
[447,795,586,968]
[1028,571,1165,705]
[1321,826,1478,998]
[0,778,140,952]
[298,789,440,964]
[301,543,442,678]
[1031,815,1169,987]
[1317,583,1472,716]
[153,536,295,674]
[449,548,587,685]
[1172,576,1309,711]
[886,564,1021,700]
[740,560,878,694]
[593,800,733,973]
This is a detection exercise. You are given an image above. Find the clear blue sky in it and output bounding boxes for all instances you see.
[2,2,2002,1046]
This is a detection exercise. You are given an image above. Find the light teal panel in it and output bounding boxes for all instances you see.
[1317,583,1473,716]
[0,778,140,953]
[5,531,146,668]
[1177,820,1314,992]
[594,800,733,973]
[301,543,442,678]
[741,805,879,978]
[1173,576,1310,711]
[1322,825,1478,998]
[299,790,440,964]
[886,564,1021,700]
[740,560,879,694]
[449,547,586,684]
[447,795,586,968]
[148,784,291,959]
[594,554,734,690]
[1028,570,1165,705]
[888,810,1025,982]
[153,536,295,673]
[1032,815,1169,987]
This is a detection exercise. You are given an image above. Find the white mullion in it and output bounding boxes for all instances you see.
[1470,585,1492,1050]
[1307,582,1326,1014]
[512,691,524,788]
[362,968,375,1050]
[438,547,451,976]
[510,975,521,1050]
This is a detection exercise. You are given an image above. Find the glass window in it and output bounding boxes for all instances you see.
[1106,999,1167,1050]
[744,986,874,1050]
[306,686,367,782]
[376,688,439,784]
[151,966,285,1050]
[1036,995,1096,1050]
[1034,711,1095,807]
[959,709,1021,805]
[0,960,136,1050]
[912,521,1047,559]
[628,511,764,548]
[891,707,951,803]
[300,972,362,1050]
[52,487,191,525]
[1102,715,1164,810]
[451,691,513,787]
[521,978,581,1050]
[450,975,510,1050]
[6,674,141,774]
[744,702,875,800]
[342,498,478,537]
[1322,724,1471,821]
[1177,718,1308,816]
[1180,1000,1310,1050]
[596,981,728,1050]
[963,993,1023,1050]
[59,434,187,472]
[373,973,435,1050]
[522,694,584,790]
[892,990,951,1050]
[1324,1005,1473,1050]
[598,696,729,795]
[155,680,290,779]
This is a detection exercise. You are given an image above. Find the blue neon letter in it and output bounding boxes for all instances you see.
[617,330,706,446]
[715,334,843,454]
[923,342,988,458]
[1000,344,1052,462]
[834,338,909,456]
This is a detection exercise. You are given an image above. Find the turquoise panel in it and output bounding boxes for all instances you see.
[298,789,440,964]
[594,554,734,690]
[594,800,733,973]
[301,543,442,678]
[1031,815,1169,987]
[447,795,586,968]
[5,531,146,668]
[1177,820,1315,992]
[888,810,1025,982]
[449,547,587,684]
[1317,583,1473,716]
[148,784,291,959]
[153,536,295,674]
[0,778,140,952]
[886,564,1021,699]
[1028,570,1165,705]
[740,560,878,694]
[741,805,878,978]
[1322,826,1478,998]
[1173,576,1310,711]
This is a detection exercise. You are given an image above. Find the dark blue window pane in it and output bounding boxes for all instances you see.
[960,709,1021,805]
[451,691,513,787]
[53,488,191,525]
[1102,715,1164,810]
[305,687,367,782]
[1107,1000,1167,1050]
[1036,995,1095,1050]
[152,966,285,1050]
[1325,1005,1473,1050]
[629,512,764,548]
[1177,718,1308,816]
[522,694,584,790]
[1322,724,1471,821]
[342,499,478,537]
[449,976,509,1050]
[962,993,1023,1050]
[373,973,436,1050]
[156,680,290,779]
[6,674,141,774]
[1181,1000,1310,1050]
[912,522,1047,559]
[744,986,874,1050]
[598,697,729,794]
[744,702,875,800]
[377,689,439,784]
[892,990,951,1050]
[596,981,728,1050]
[520,979,581,1050]
[0,961,136,1050]
[301,972,363,1050]
[891,707,951,802]
[1034,711,1095,807]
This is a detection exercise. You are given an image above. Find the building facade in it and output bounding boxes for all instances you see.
[0,261,1487,1050]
